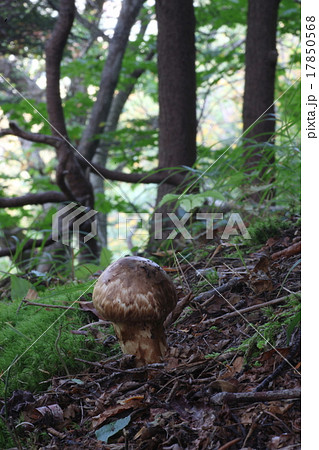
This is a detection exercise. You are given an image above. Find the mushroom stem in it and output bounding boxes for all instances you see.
[113,322,167,366]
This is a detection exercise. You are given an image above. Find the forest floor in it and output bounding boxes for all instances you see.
[1,223,301,449]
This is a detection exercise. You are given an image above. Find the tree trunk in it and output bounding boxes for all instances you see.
[78,0,145,161]
[242,0,280,199]
[45,0,98,261]
[150,0,197,244]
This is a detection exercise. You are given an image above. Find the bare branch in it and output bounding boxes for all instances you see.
[210,388,301,405]
[0,236,54,258]
[0,192,67,208]
[86,161,185,186]
[0,121,61,147]
[202,292,300,326]
[75,10,110,43]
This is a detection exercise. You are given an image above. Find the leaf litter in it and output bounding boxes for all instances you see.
[0,224,301,449]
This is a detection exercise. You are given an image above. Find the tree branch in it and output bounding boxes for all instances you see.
[0,192,67,208]
[0,121,61,147]
[86,160,185,186]
[0,121,184,189]
[75,10,110,43]
[210,388,301,406]
[0,236,54,258]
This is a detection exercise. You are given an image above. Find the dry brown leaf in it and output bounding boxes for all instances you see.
[25,288,39,300]
[92,398,144,429]
[271,241,301,260]
[259,347,290,362]
[209,379,239,393]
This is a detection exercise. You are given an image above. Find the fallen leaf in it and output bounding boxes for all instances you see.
[92,398,144,429]
[95,415,131,443]
[25,288,39,300]
[271,241,301,260]
[209,379,239,392]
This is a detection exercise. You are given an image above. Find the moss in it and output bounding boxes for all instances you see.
[0,282,107,397]
[248,216,294,245]
[0,419,15,449]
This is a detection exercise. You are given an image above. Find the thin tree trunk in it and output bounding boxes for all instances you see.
[78,0,145,161]
[150,0,197,245]
[242,0,280,199]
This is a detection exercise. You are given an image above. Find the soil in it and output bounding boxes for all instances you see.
[1,225,301,449]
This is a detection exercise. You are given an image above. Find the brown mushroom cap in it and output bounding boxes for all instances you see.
[92,256,178,365]
[93,256,177,324]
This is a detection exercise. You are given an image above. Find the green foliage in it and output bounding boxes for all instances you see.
[0,418,15,449]
[1,99,50,134]
[248,217,293,245]
[61,51,104,88]
[0,0,301,267]
[102,119,158,171]
[10,275,33,301]
[74,248,112,279]
[0,0,55,56]
[225,295,301,362]
[278,0,301,36]
[195,269,219,295]
[0,280,108,398]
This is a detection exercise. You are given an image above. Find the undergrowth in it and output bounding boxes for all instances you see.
[216,295,301,363]
[248,216,297,245]
[0,281,109,398]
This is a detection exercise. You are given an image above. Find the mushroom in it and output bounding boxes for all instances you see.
[92,256,178,366]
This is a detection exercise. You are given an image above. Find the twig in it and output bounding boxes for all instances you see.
[210,388,300,405]
[218,438,241,450]
[55,325,70,376]
[47,427,66,439]
[194,276,243,304]
[164,292,193,328]
[254,327,301,392]
[23,300,78,310]
[74,358,162,372]
[74,358,103,368]
[203,292,300,325]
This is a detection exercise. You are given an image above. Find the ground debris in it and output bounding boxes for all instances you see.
[0,226,301,449]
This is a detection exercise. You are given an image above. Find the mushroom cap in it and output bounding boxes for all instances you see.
[92,256,177,324]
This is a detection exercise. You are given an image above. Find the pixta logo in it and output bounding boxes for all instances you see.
[117,212,251,240]
[52,203,98,248]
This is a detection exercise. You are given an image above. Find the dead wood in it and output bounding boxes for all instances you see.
[203,292,300,325]
[255,327,301,392]
[22,300,78,311]
[164,292,193,328]
[210,388,301,405]
[194,276,243,304]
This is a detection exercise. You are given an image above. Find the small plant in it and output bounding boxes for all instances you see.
[224,296,300,363]
[205,352,221,359]
[248,216,293,245]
